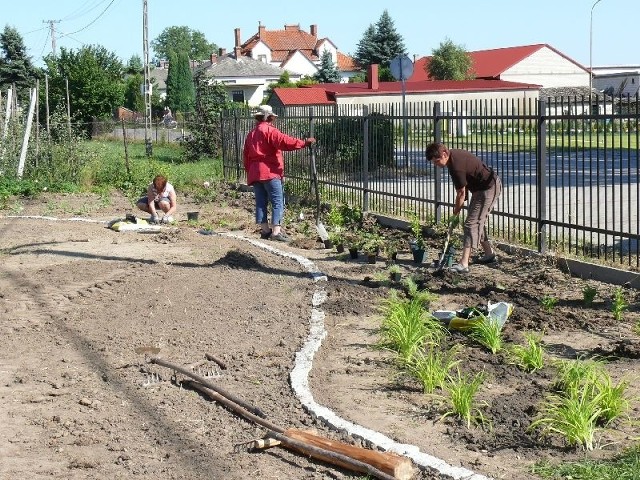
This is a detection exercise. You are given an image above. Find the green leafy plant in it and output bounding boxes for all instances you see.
[540,295,558,313]
[553,358,605,394]
[582,285,598,307]
[509,332,545,372]
[611,287,629,321]
[378,294,446,364]
[407,346,460,394]
[531,445,640,479]
[468,314,503,354]
[442,369,487,428]
[594,374,629,426]
[529,384,604,450]
[402,277,438,308]
[326,204,346,228]
[409,212,425,249]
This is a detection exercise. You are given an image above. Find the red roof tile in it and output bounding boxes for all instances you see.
[273,87,334,105]
[337,52,358,71]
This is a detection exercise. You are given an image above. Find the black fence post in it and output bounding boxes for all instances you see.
[537,99,548,254]
[220,110,227,181]
[233,109,240,182]
[433,102,443,223]
[362,105,370,213]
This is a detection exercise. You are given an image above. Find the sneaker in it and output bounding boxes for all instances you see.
[260,229,272,239]
[473,253,496,264]
[270,233,290,242]
[449,263,470,274]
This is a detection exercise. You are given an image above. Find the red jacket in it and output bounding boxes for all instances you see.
[243,121,306,185]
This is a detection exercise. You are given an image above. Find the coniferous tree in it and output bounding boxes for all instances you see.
[428,38,473,80]
[0,25,40,100]
[313,50,341,83]
[165,50,195,113]
[353,24,376,68]
[372,10,406,67]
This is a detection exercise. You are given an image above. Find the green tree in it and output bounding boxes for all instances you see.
[165,50,195,113]
[313,50,341,83]
[0,25,40,101]
[41,45,125,136]
[372,10,406,68]
[125,54,143,74]
[183,71,231,161]
[353,24,376,68]
[428,38,474,80]
[152,26,217,61]
[124,73,144,113]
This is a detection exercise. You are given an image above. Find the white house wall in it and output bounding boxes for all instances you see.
[501,47,588,88]
[250,42,272,63]
[316,40,337,64]
[214,75,295,106]
[280,51,318,77]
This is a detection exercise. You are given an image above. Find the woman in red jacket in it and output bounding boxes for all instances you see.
[243,105,315,242]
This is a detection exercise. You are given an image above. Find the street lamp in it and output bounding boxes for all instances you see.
[589,0,603,109]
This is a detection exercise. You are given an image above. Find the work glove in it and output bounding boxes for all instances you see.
[162,215,174,224]
[448,214,460,229]
[149,215,159,224]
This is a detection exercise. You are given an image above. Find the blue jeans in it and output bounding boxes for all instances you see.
[253,178,284,226]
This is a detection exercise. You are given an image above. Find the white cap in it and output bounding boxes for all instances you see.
[254,104,278,119]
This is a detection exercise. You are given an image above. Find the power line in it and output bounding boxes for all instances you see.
[61,0,118,37]
[61,0,111,22]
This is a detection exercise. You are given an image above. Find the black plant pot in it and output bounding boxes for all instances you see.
[323,239,333,249]
[390,272,401,282]
[366,253,377,264]
[348,247,359,259]
[336,243,345,253]
[412,248,427,264]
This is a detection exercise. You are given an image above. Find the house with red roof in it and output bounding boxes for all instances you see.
[410,44,589,91]
[234,23,359,83]
[269,65,540,113]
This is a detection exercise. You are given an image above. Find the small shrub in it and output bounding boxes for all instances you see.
[406,346,460,394]
[469,314,503,354]
[611,287,629,321]
[582,285,598,307]
[540,295,558,313]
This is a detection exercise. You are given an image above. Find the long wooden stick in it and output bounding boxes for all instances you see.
[149,356,266,418]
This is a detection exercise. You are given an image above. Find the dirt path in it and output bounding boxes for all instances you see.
[1,192,639,480]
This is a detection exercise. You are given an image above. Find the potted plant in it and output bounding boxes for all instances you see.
[384,238,400,262]
[362,233,383,264]
[388,264,402,282]
[345,231,362,259]
[329,228,346,253]
[409,213,427,264]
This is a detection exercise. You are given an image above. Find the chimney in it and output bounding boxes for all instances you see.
[219,47,226,56]
[310,24,317,37]
[210,53,216,63]
[234,28,241,47]
[234,46,241,59]
[258,22,265,37]
[368,64,379,90]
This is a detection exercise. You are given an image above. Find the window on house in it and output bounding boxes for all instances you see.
[232,90,245,103]
[258,54,267,63]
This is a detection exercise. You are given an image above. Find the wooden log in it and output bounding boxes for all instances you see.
[281,428,414,480]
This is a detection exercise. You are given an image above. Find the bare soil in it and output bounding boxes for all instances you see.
[1,187,639,480]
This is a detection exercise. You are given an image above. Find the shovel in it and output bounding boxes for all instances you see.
[310,143,330,248]
[434,222,455,273]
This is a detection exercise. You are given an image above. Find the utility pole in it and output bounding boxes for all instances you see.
[142,0,152,156]
[43,20,61,57]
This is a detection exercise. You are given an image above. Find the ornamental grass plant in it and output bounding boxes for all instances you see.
[509,332,545,372]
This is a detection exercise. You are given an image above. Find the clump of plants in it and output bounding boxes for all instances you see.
[407,346,460,394]
[540,295,558,313]
[611,286,629,321]
[441,369,488,428]
[509,332,545,372]
[582,285,598,307]
[409,212,426,250]
[402,277,438,308]
[468,313,503,354]
[530,357,630,450]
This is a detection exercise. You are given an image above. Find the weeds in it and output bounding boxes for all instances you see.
[509,332,545,372]
[403,277,438,308]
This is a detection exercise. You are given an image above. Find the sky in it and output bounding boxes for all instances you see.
[6,0,638,69]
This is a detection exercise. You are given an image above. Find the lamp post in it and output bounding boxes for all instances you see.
[589,0,603,110]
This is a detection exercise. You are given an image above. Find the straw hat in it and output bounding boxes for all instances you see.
[254,104,278,120]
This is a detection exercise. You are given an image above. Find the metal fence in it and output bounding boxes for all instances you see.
[222,95,640,267]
